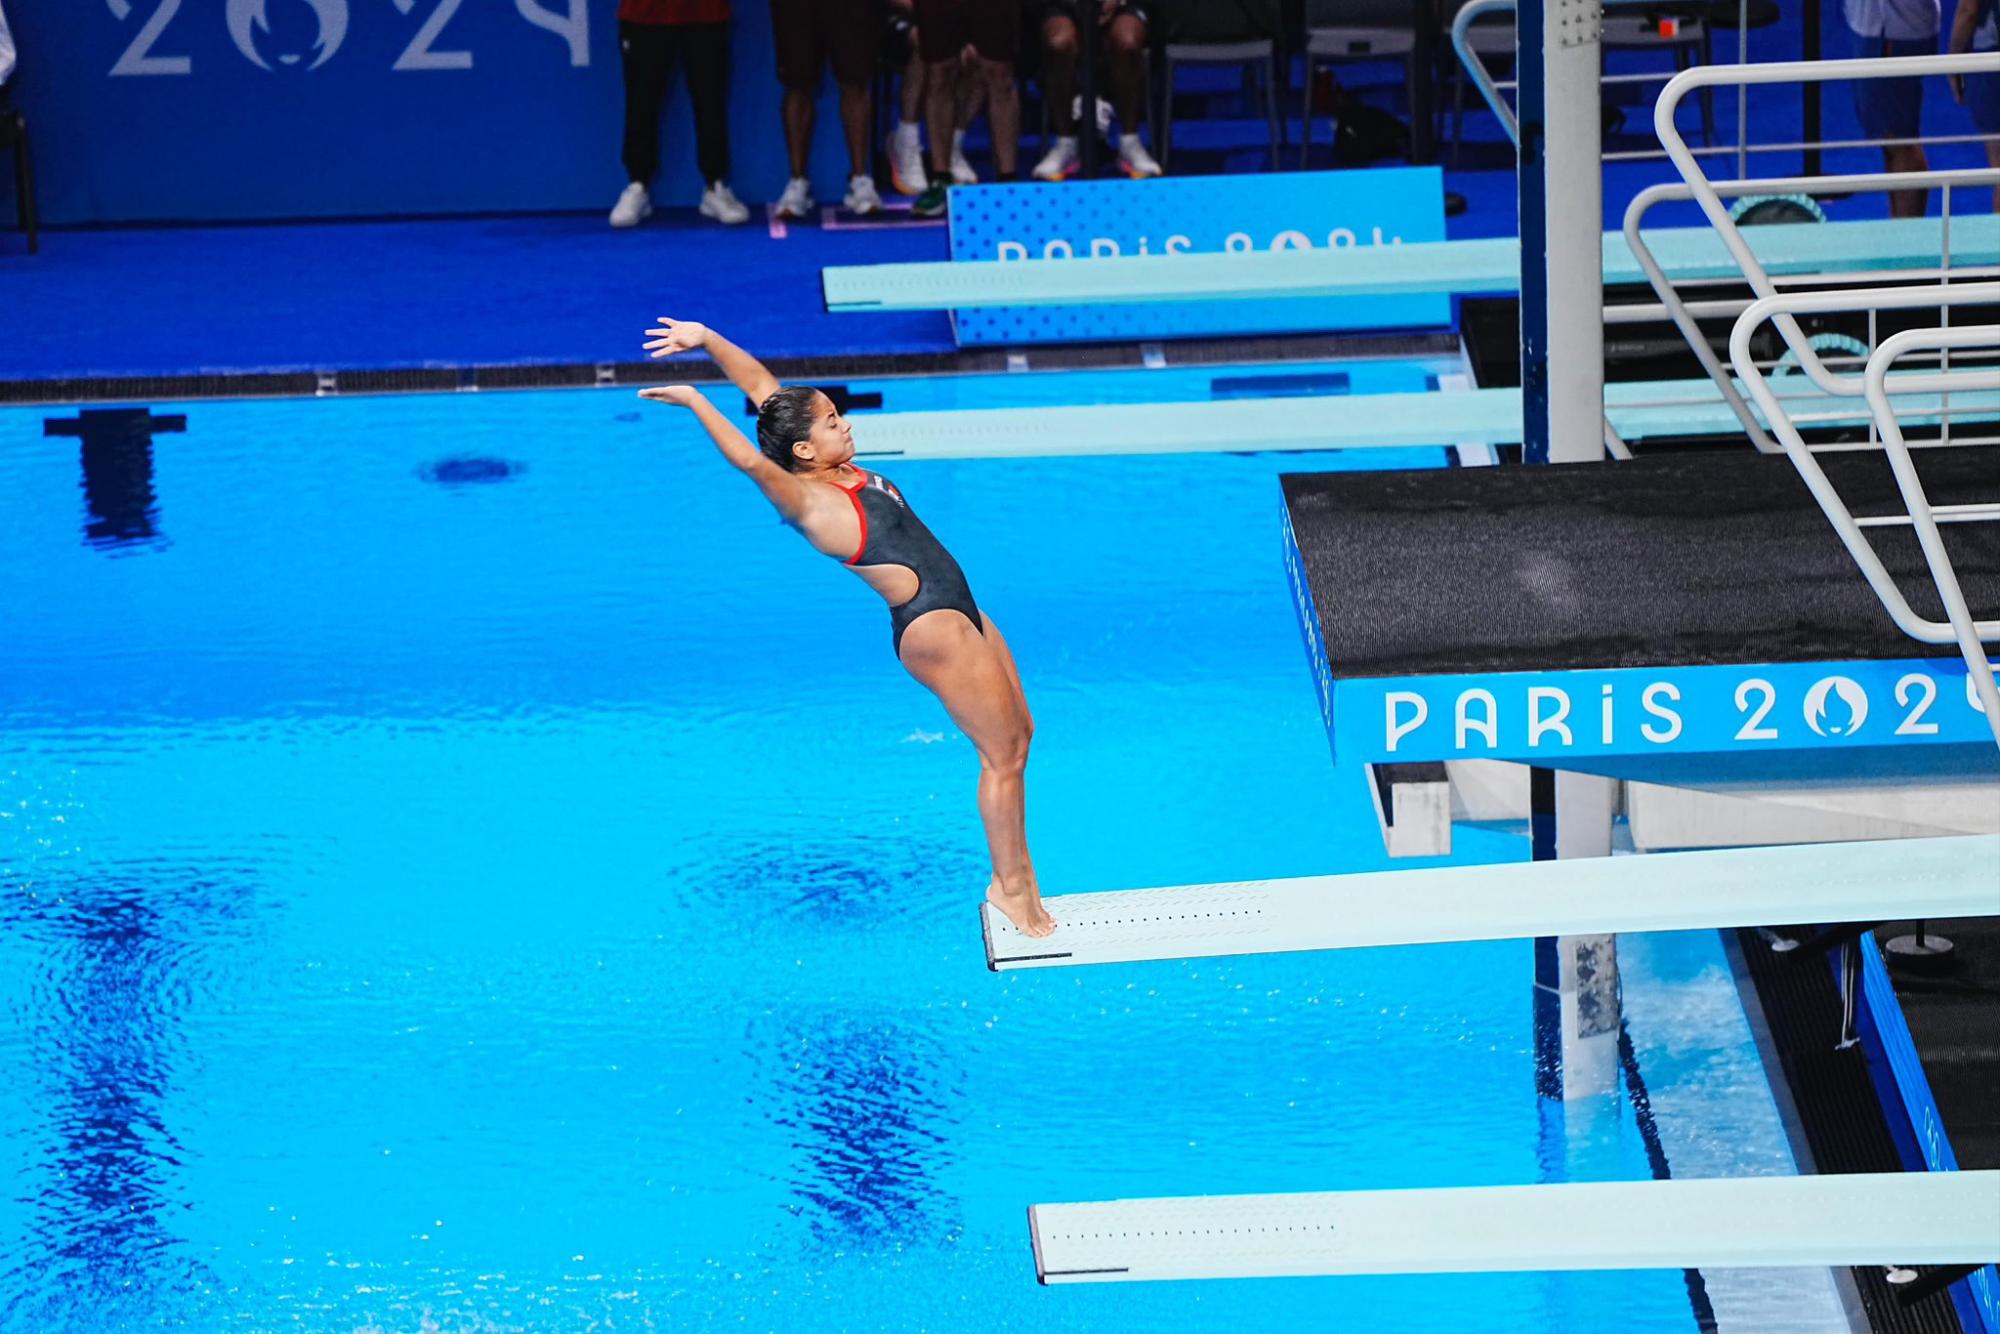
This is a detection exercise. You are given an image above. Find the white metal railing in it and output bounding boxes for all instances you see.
[1451,0,1520,148]
[1730,285,2000,749]
[1454,36,2000,464]
[1622,168,2000,452]
[1451,0,1743,157]
[1656,55,2000,394]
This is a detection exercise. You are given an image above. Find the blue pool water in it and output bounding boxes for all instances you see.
[1,369,1820,1331]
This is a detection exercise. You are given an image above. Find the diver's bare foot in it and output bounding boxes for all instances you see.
[987,877,1057,938]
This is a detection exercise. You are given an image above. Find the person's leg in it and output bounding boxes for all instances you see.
[1032,9,1082,179]
[917,0,967,177]
[680,22,733,187]
[978,58,1021,175]
[888,46,930,194]
[837,82,873,176]
[770,0,820,178]
[1851,32,1929,216]
[1106,8,1160,175]
[1105,11,1148,132]
[957,54,988,129]
[901,52,927,125]
[783,89,815,176]
[826,0,878,178]
[1041,10,1079,133]
[1884,142,1930,216]
[619,21,674,185]
[898,610,1053,937]
[1964,67,2000,209]
[969,0,1021,176]
[926,67,961,177]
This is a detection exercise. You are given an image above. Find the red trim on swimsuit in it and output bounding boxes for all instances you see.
[838,468,869,565]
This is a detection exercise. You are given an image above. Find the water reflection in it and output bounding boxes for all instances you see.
[762,1015,963,1251]
[418,456,525,487]
[2,865,252,1324]
[681,839,984,925]
[45,407,183,552]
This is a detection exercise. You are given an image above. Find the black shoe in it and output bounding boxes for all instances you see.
[912,181,949,218]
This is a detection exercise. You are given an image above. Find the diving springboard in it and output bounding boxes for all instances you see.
[823,216,1998,312]
[1028,1170,2000,1283]
[980,834,2000,970]
[851,373,1995,461]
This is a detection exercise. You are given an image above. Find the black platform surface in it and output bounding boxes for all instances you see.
[1283,450,2000,680]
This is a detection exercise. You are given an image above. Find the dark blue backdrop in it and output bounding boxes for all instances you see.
[5,0,875,223]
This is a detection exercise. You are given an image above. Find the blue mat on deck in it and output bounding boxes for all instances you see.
[4,0,1993,386]
[0,211,957,381]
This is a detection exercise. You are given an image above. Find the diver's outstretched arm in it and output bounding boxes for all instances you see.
[638,385,811,523]
[643,318,781,408]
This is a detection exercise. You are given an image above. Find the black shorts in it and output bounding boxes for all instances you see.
[916,0,1023,63]
[770,0,877,89]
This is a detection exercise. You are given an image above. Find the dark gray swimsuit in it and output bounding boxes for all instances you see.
[837,468,984,656]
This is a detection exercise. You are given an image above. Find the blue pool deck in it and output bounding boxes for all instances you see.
[3,72,1995,391]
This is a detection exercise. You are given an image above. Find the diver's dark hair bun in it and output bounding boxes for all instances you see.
[756,386,822,473]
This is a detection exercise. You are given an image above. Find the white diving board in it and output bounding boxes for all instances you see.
[854,373,1998,461]
[982,834,2000,970]
[824,217,1998,312]
[1028,1170,2000,1283]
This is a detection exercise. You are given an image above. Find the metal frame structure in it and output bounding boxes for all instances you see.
[1630,56,2000,754]
[1622,169,2000,453]
[1654,55,2000,395]
[1729,284,2000,749]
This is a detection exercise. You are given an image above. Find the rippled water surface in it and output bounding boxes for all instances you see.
[0,377,1782,1331]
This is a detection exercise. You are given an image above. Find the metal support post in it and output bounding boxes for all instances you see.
[1531,767,1622,1100]
[1518,0,1605,464]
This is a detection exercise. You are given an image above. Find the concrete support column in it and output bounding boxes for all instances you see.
[1531,767,1621,1100]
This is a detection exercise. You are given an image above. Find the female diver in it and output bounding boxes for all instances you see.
[639,318,1057,939]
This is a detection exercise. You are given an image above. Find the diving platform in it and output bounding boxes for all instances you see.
[1282,449,2000,781]
[823,217,1997,313]
[980,835,2000,970]
[1028,1170,2000,1284]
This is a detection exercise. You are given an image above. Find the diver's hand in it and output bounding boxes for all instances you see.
[643,318,710,359]
[637,385,701,408]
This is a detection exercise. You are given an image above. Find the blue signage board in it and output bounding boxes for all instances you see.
[0,0,862,223]
[1329,657,1996,764]
[945,168,1450,346]
[1283,501,1998,765]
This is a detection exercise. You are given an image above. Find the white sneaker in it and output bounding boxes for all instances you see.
[773,176,815,219]
[1118,134,1163,179]
[887,123,929,195]
[1033,136,1080,181]
[699,180,750,224]
[843,174,884,215]
[949,129,979,185]
[609,181,652,228]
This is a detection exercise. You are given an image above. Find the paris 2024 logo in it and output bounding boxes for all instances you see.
[226,0,346,70]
